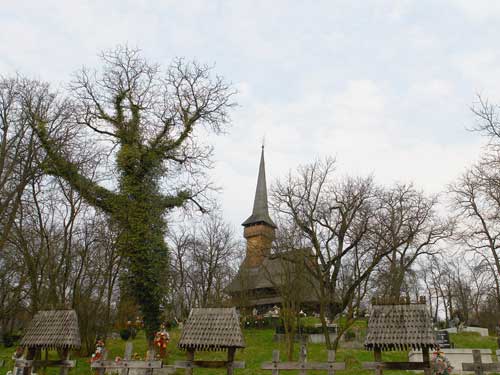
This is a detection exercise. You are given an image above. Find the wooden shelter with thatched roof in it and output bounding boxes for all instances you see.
[363,297,436,375]
[176,308,245,374]
[17,310,81,375]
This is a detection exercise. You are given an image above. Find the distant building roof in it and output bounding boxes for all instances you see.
[226,249,320,305]
[21,310,81,350]
[364,300,435,351]
[242,147,276,228]
[178,308,245,351]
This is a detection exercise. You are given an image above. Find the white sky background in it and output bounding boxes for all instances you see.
[1,0,498,230]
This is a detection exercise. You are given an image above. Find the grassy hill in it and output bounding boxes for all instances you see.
[0,328,498,374]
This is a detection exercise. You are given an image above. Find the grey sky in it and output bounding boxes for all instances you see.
[1,0,496,229]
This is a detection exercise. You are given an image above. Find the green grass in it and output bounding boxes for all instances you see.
[0,329,497,375]
[450,332,499,352]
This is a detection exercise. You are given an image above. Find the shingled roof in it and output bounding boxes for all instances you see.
[241,147,276,228]
[178,308,245,351]
[364,300,435,351]
[226,249,320,305]
[21,310,81,350]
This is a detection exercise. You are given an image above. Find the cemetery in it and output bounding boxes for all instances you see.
[4,3,500,375]
[2,311,500,374]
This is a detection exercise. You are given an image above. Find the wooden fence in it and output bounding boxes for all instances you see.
[261,347,345,375]
[15,357,76,375]
[91,342,176,375]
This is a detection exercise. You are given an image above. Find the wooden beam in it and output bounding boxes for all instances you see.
[462,363,500,373]
[175,360,245,369]
[261,349,345,374]
[363,362,430,370]
[261,362,345,371]
[16,360,76,368]
[161,365,178,374]
[91,360,162,369]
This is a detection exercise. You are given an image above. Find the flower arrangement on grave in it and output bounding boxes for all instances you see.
[90,340,105,363]
[431,347,453,375]
[153,325,170,358]
[133,352,142,360]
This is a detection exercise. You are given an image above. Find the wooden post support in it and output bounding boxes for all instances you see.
[121,342,133,375]
[22,347,36,375]
[272,350,280,375]
[422,347,431,375]
[185,349,195,375]
[97,349,108,375]
[227,347,236,375]
[146,347,156,375]
[59,348,70,375]
[374,348,382,375]
[327,350,336,375]
[299,344,307,375]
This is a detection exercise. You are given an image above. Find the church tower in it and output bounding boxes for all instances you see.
[241,146,276,267]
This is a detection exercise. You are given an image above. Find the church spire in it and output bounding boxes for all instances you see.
[242,146,276,228]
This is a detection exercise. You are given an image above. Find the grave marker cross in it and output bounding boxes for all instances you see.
[462,349,500,375]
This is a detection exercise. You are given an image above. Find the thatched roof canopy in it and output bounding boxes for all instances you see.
[21,310,81,350]
[178,308,245,351]
[364,300,435,351]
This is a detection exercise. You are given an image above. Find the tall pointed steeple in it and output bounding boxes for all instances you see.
[242,146,276,228]
[241,146,276,268]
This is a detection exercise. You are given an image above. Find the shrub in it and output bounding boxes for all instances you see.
[120,328,131,341]
[344,330,356,341]
[2,333,14,347]
[130,327,137,339]
[242,316,279,329]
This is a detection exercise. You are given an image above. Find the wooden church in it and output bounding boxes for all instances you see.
[226,147,319,314]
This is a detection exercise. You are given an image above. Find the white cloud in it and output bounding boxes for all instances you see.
[0,0,494,228]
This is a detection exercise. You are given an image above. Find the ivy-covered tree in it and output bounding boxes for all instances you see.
[27,46,235,341]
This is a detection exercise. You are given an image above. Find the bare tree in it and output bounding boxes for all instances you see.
[167,214,240,316]
[373,184,452,298]
[0,77,42,252]
[272,158,389,349]
[450,158,500,307]
[263,219,312,360]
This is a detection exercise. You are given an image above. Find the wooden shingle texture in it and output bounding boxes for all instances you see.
[21,310,81,350]
[178,308,245,351]
[364,303,435,351]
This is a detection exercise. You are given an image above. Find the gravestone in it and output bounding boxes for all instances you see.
[436,330,452,349]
